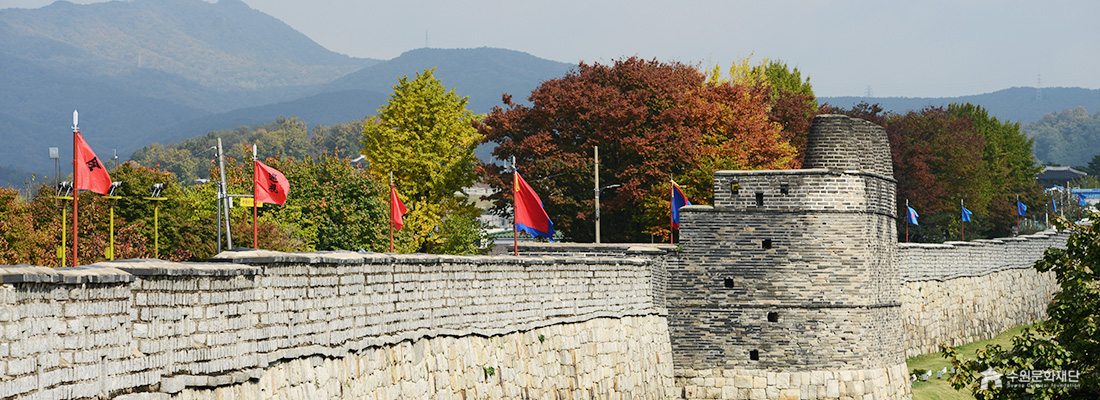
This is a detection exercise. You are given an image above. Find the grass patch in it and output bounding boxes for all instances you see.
[907,324,1036,400]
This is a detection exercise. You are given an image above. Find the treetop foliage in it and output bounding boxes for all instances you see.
[829,102,1045,241]
[479,57,816,242]
[131,116,368,183]
[1024,106,1100,168]
[360,68,488,254]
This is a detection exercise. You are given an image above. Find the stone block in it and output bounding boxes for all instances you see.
[826,380,840,398]
[753,376,767,389]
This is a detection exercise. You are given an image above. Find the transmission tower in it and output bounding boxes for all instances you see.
[865,85,874,98]
[1036,73,1042,101]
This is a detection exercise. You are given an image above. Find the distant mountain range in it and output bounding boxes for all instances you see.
[820,86,1100,125]
[2,0,1098,188]
[0,0,572,187]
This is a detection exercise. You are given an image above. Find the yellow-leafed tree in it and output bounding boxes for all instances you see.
[360,68,487,254]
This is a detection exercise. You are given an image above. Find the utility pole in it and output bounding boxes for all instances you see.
[594,146,601,243]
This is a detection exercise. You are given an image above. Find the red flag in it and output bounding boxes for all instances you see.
[390,185,408,231]
[73,130,112,195]
[253,160,289,205]
[513,170,555,240]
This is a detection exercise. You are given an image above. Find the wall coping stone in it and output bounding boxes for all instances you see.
[0,264,135,284]
[715,167,898,183]
[517,242,678,255]
[211,249,653,266]
[105,259,260,277]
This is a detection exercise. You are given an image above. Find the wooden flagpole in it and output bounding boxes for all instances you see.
[905,199,910,243]
[1016,194,1021,236]
[393,171,398,252]
[252,144,258,249]
[961,199,965,241]
[512,156,518,257]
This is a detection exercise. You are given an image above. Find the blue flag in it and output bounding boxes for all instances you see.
[907,206,919,225]
[961,205,973,222]
[671,181,692,229]
[1017,200,1027,216]
[1052,195,1058,214]
[1081,194,1088,206]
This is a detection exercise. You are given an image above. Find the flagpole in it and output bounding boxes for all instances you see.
[961,199,965,241]
[512,156,518,257]
[669,178,674,245]
[1016,194,1020,236]
[905,199,909,243]
[389,171,395,253]
[252,144,258,249]
[72,112,79,266]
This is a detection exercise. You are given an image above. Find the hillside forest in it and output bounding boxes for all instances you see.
[4,54,1093,266]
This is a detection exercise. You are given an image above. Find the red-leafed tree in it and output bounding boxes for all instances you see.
[828,102,1044,241]
[886,106,988,242]
[478,57,797,242]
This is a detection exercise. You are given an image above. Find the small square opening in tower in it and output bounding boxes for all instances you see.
[762,239,773,249]
[723,278,734,288]
[767,312,778,322]
[780,184,790,195]
[755,192,764,206]
[749,350,759,360]
[730,181,740,194]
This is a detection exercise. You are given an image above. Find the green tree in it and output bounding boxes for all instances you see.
[309,118,372,159]
[131,116,323,182]
[1025,106,1100,167]
[945,214,1100,398]
[950,104,1044,237]
[1079,153,1100,176]
[360,68,486,253]
[263,154,388,252]
[109,162,208,260]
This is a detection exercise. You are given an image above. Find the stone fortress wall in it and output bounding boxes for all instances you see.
[898,231,1067,358]
[521,229,1068,363]
[0,252,674,399]
[0,114,1071,400]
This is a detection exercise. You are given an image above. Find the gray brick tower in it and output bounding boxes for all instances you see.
[670,115,910,399]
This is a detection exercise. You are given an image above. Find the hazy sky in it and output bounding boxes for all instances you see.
[4,0,1098,98]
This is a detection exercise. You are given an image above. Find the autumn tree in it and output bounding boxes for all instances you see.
[360,68,487,253]
[830,102,1045,241]
[479,57,796,242]
[0,187,52,265]
[885,106,988,242]
[708,56,819,163]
